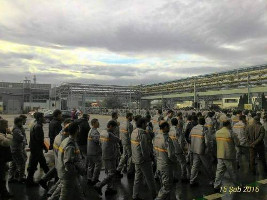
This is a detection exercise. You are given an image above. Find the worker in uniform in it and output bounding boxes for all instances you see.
[184,115,194,144]
[169,118,190,183]
[214,120,241,192]
[218,110,228,129]
[247,112,257,125]
[154,121,176,200]
[205,112,217,164]
[19,114,28,145]
[263,115,267,151]
[76,114,91,158]
[117,113,134,177]
[49,109,62,150]
[157,109,164,122]
[39,112,64,190]
[109,112,122,171]
[146,114,154,136]
[0,119,14,199]
[231,110,241,127]
[164,110,174,126]
[133,115,142,130]
[26,112,49,186]
[190,117,214,186]
[57,122,86,200]
[9,117,27,183]
[94,120,120,196]
[145,114,156,174]
[232,115,248,169]
[131,118,157,200]
[246,116,267,175]
[177,112,184,130]
[47,119,72,199]
[87,119,102,185]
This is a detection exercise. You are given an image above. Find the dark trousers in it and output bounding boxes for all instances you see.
[249,144,267,173]
[78,145,87,159]
[41,167,57,182]
[27,151,49,178]
[0,162,8,195]
[49,137,55,150]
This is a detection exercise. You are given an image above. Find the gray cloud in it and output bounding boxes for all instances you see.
[0,52,34,60]
[0,0,266,60]
[0,0,266,85]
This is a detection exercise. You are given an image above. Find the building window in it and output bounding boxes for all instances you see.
[224,99,238,103]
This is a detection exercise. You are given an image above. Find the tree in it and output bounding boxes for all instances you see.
[101,96,123,109]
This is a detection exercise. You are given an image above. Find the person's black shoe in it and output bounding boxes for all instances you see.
[173,178,179,183]
[237,163,240,170]
[190,182,199,187]
[105,188,117,196]
[115,170,123,178]
[39,179,48,190]
[214,187,221,193]
[87,179,93,186]
[93,185,102,195]
[122,167,127,173]
[2,191,14,199]
[181,178,190,183]
[26,179,39,187]
[92,179,100,185]
[155,176,160,182]
[126,172,134,179]
[133,197,145,200]
[17,177,26,184]
[8,177,18,184]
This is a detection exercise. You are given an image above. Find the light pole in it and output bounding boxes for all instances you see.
[247,73,250,104]
[129,84,132,109]
[193,78,197,108]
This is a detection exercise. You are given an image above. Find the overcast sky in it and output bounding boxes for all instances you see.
[0,0,266,86]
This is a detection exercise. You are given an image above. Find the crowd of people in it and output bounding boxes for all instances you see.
[0,108,267,200]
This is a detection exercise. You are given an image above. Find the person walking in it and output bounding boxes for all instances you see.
[26,112,49,186]
[0,119,14,199]
[9,117,27,183]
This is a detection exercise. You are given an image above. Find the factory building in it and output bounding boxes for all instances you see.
[0,76,51,114]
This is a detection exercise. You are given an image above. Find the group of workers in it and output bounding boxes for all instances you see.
[0,108,267,200]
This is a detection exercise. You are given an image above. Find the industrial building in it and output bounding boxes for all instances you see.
[140,64,267,109]
[50,82,142,111]
[1,64,267,114]
[0,76,51,114]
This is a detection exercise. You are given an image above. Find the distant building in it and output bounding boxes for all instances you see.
[0,80,51,114]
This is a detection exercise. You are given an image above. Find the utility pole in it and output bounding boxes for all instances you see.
[129,84,132,109]
[55,85,57,109]
[247,73,250,104]
[22,81,25,111]
[59,92,62,110]
[82,90,86,113]
[194,78,197,108]
[161,92,164,110]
